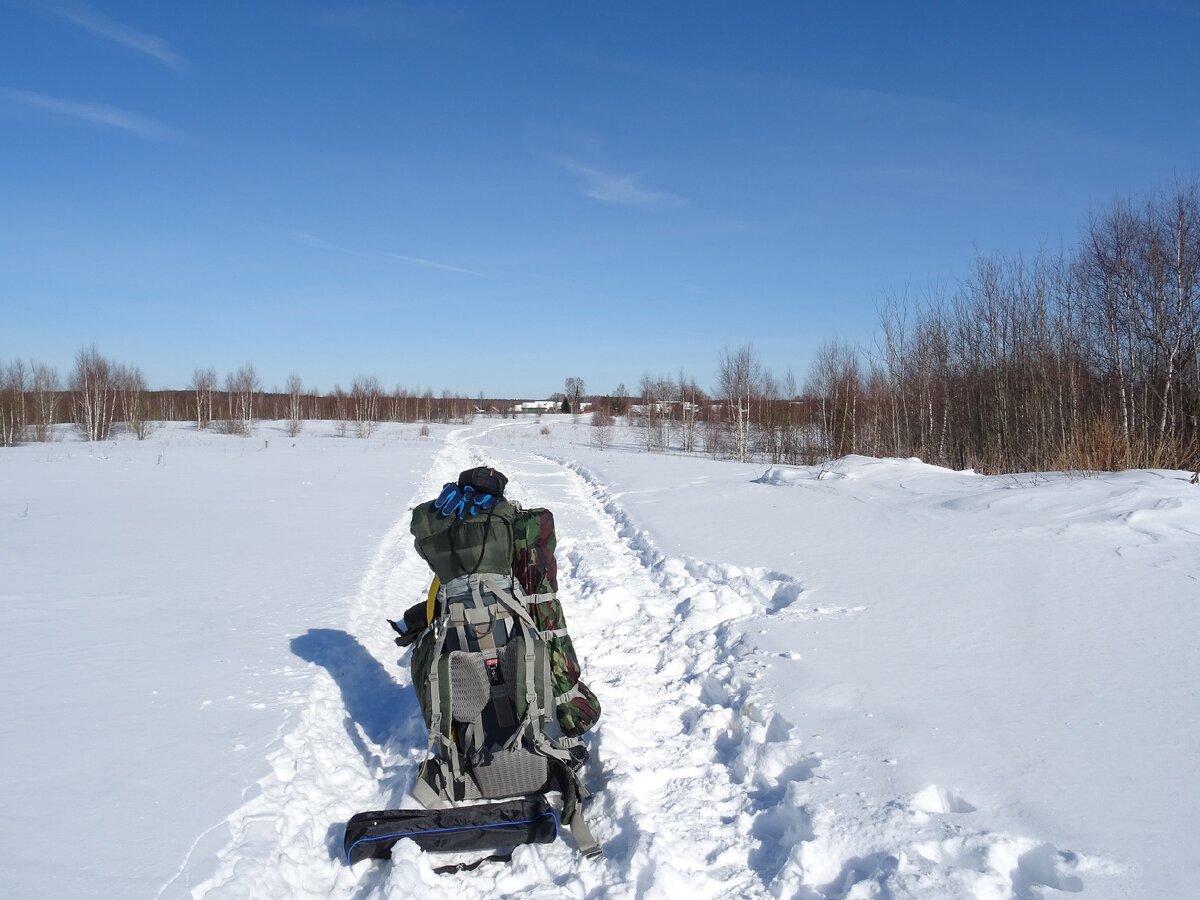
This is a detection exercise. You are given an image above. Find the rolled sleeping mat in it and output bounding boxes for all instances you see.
[343,796,558,864]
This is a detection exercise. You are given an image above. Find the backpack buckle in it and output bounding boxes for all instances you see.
[484,657,504,685]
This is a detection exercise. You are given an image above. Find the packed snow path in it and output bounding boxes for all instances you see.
[186,423,1097,899]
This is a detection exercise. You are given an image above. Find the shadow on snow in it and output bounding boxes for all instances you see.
[290,628,421,750]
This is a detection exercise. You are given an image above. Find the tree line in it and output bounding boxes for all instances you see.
[596,182,1199,473]
[0,348,513,446]
[4,183,1197,473]
[844,181,1198,472]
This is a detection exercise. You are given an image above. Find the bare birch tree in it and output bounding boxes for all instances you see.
[115,364,152,439]
[717,344,761,463]
[285,373,304,436]
[352,375,382,437]
[564,376,585,419]
[0,360,28,446]
[30,362,58,442]
[71,345,116,441]
[219,364,259,435]
[190,367,217,430]
[677,368,703,453]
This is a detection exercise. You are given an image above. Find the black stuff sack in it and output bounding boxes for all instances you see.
[343,797,558,864]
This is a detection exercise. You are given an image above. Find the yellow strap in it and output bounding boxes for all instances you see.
[426,576,440,623]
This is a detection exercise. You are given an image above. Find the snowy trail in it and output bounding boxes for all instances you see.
[183,422,1101,899]
[183,430,479,898]
[486,443,797,899]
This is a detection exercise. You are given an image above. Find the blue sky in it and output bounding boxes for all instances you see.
[1,1,1197,397]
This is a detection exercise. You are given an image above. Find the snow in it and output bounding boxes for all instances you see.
[1,416,1196,898]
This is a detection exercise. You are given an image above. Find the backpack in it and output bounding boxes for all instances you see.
[512,508,601,737]
[405,487,601,857]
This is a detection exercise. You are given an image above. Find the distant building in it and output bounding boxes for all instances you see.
[628,400,699,416]
[511,400,559,414]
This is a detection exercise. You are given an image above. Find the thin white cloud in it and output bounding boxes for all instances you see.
[51,3,185,70]
[288,230,484,276]
[1,88,180,140]
[287,230,355,254]
[555,158,685,210]
[384,252,485,276]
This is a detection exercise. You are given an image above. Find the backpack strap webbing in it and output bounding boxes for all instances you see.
[545,755,601,858]
[567,806,602,858]
[433,851,514,875]
[410,760,450,809]
[484,580,537,630]
[427,647,465,777]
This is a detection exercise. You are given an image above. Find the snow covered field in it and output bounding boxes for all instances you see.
[1,417,1196,899]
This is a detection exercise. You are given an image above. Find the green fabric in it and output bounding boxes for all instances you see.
[511,631,547,726]
[410,498,517,584]
[410,628,439,729]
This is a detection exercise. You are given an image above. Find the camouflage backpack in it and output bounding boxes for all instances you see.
[511,508,601,737]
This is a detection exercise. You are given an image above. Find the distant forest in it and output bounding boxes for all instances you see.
[3,182,1198,475]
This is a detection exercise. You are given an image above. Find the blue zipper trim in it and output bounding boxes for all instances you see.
[345,810,559,863]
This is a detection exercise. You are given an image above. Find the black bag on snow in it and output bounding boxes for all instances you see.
[344,796,557,864]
